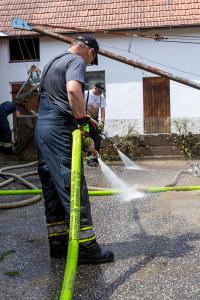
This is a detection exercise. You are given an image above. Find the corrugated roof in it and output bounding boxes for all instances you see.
[1,0,200,36]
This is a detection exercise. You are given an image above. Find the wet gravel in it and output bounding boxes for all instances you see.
[1,159,200,299]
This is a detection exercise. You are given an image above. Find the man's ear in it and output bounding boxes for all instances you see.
[89,48,94,55]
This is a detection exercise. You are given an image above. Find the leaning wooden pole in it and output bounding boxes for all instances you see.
[12,18,200,91]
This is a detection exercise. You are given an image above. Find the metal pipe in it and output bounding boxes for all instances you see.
[59,129,82,300]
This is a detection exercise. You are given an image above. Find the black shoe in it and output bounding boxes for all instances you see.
[4,147,14,155]
[0,146,4,153]
[49,237,67,258]
[87,159,98,167]
[78,242,114,265]
[93,157,99,165]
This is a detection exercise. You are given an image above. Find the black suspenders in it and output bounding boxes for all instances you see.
[86,90,90,115]
[40,53,75,96]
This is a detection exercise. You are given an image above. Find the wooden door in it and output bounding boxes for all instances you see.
[143,77,170,134]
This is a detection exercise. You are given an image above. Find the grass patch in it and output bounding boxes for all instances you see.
[4,270,19,277]
[0,250,16,262]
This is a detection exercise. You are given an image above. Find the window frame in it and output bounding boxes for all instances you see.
[9,36,40,63]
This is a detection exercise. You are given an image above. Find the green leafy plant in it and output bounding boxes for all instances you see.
[0,249,15,262]
[172,119,200,158]
[4,270,19,277]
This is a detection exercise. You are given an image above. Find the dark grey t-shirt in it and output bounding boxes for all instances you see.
[40,51,86,116]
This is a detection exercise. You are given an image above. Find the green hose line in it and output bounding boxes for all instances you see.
[88,189,121,196]
[2,186,200,197]
[146,185,200,193]
[0,189,43,195]
[0,189,120,196]
[59,129,82,300]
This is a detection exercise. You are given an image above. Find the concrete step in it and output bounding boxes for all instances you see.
[139,145,181,156]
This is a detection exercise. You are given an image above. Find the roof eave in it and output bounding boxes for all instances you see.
[0,32,8,37]
[3,23,200,38]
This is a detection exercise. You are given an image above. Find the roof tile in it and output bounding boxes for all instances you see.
[1,0,200,36]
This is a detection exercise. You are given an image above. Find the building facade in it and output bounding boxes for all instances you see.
[1,1,200,136]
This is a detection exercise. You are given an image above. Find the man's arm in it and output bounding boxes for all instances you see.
[67,80,97,156]
[66,80,86,118]
[15,110,21,117]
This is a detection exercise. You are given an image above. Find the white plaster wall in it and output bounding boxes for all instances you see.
[0,39,14,127]
[1,28,200,136]
[98,31,200,135]
[0,39,10,101]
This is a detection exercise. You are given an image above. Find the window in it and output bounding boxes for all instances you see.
[9,37,40,62]
[85,71,105,94]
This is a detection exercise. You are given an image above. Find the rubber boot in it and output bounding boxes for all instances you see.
[78,241,114,265]
[49,236,68,258]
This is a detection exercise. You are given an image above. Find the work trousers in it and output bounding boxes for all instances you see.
[86,120,102,160]
[0,108,13,151]
[35,94,96,244]
[89,121,102,153]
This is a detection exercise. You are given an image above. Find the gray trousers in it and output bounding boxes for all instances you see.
[35,94,95,243]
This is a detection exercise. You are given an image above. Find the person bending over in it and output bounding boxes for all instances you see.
[84,82,106,166]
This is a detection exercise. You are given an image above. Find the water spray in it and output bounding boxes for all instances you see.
[101,131,119,153]
[1,161,200,209]
[100,131,142,170]
[187,162,200,177]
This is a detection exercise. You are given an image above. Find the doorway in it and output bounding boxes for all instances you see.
[143,77,170,134]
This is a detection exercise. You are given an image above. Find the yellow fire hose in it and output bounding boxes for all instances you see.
[59,129,82,300]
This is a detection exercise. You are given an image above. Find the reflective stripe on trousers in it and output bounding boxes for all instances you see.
[47,222,96,242]
[0,142,13,147]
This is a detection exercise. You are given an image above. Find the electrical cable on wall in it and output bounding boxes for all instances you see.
[100,42,200,78]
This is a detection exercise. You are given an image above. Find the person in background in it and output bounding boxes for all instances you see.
[84,82,106,166]
[35,34,114,263]
[0,101,33,154]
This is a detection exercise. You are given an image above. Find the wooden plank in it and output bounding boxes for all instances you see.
[11,83,39,134]
[11,83,39,153]
[11,83,39,113]
[15,115,37,160]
